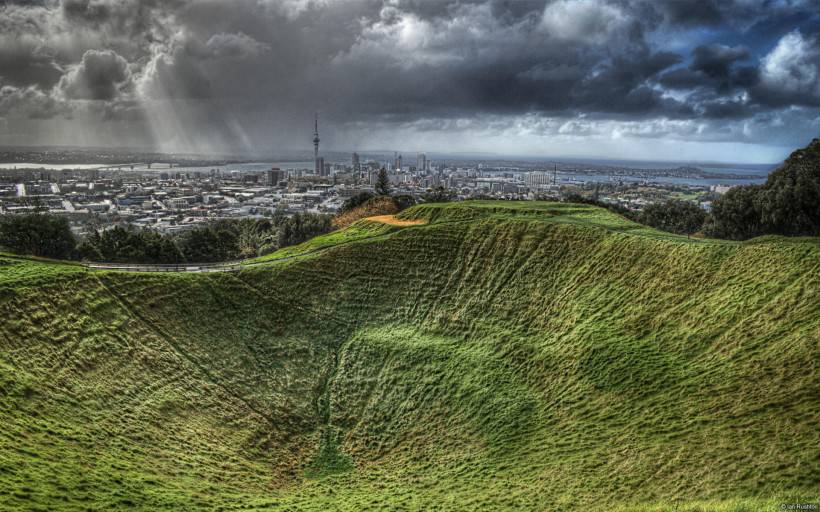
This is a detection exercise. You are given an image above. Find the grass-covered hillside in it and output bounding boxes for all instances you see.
[1,201,818,511]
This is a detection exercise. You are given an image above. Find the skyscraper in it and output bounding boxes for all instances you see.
[352,152,360,173]
[394,154,402,172]
[265,168,284,186]
[417,153,426,172]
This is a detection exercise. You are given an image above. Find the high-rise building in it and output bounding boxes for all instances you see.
[394,154,402,172]
[524,171,553,188]
[265,168,285,186]
[316,157,325,177]
[352,152,360,173]
[417,153,426,172]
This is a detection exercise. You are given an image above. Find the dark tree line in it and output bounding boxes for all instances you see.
[340,192,375,213]
[77,228,184,263]
[0,214,75,259]
[0,212,333,263]
[597,139,820,240]
[705,139,820,240]
[639,200,706,236]
[422,187,456,203]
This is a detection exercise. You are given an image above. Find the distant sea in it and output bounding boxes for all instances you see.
[115,162,317,173]
[0,163,114,170]
[554,169,771,187]
[0,161,316,173]
[550,159,774,186]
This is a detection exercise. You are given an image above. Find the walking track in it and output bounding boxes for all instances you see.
[83,214,429,273]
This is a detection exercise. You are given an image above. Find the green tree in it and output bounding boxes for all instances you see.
[375,168,391,196]
[76,231,104,261]
[758,138,820,236]
[340,192,375,213]
[0,214,75,259]
[706,185,764,240]
[707,139,820,240]
[422,187,454,203]
[275,212,333,247]
[639,199,706,236]
[179,227,226,262]
[97,227,138,262]
[139,230,184,263]
[392,194,416,211]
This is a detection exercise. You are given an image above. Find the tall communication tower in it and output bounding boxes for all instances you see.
[312,112,320,160]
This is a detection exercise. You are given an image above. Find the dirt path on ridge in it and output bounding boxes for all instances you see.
[366,215,426,226]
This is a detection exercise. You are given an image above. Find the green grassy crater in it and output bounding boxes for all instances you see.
[1,201,817,511]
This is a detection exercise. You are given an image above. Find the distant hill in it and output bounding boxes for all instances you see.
[0,201,818,511]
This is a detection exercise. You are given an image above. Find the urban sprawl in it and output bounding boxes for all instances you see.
[0,121,754,237]
[0,155,740,238]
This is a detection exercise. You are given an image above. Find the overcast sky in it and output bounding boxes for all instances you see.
[0,0,818,163]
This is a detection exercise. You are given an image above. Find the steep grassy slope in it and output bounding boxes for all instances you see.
[1,201,818,511]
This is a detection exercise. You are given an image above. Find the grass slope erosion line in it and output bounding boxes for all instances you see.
[0,200,817,511]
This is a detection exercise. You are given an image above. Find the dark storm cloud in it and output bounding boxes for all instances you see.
[0,0,49,5]
[647,0,818,29]
[691,44,749,78]
[0,44,63,89]
[650,0,726,26]
[659,43,759,98]
[751,30,820,107]
[0,84,70,119]
[699,99,750,119]
[0,2,62,88]
[61,0,182,39]
[59,49,130,100]
[573,51,684,114]
[0,0,817,153]
[388,0,545,22]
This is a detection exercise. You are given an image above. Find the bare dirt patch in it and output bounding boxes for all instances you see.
[367,215,427,226]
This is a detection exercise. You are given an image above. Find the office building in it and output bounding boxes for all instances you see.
[417,153,426,172]
[265,168,285,186]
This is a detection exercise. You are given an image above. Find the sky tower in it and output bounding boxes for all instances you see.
[312,112,320,160]
[313,112,324,175]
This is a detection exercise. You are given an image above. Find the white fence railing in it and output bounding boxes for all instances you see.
[85,261,244,273]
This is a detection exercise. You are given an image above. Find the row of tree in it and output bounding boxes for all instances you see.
[638,200,706,236]
[706,149,819,240]
[0,214,76,259]
[638,139,819,239]
[0,212,333,263]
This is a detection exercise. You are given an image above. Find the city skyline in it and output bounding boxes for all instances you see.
[0,1,818,163]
